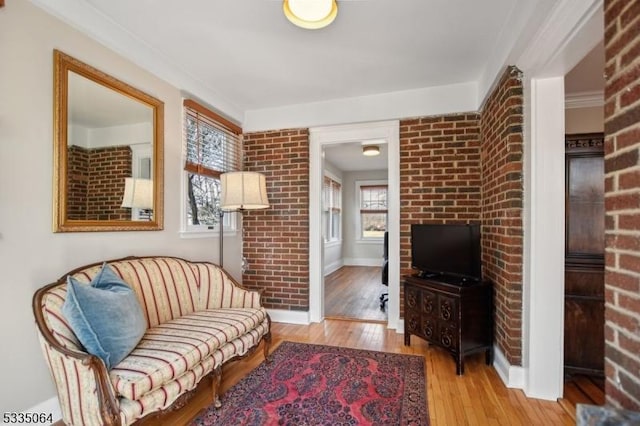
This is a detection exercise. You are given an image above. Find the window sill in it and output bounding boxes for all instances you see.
[324,240,342,248]
[180,229,238,239]
[356,239,383,245]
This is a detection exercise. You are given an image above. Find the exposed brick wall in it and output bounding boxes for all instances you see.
[241,86,522,366]
[87,146,132,220]
[399,114,483,316]
[66,145,132,220]
[67,145,89,220]
[479,66,525,366]
[603,0,640,410]
[242,129,310,311]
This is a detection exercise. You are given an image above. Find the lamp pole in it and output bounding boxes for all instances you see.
[219,210,224,268]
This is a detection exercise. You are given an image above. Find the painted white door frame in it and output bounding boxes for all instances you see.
[309,121,400,329]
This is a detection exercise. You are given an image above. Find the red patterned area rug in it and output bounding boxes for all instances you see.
[191,341,429,425]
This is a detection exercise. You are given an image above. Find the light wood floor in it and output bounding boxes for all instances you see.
[559,374,605,420]
[325,266,388,321]
[148,319,574,426]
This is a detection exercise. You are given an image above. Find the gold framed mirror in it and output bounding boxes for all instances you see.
[53,50,164,232]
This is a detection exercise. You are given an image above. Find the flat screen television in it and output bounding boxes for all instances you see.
[411,223,482,284]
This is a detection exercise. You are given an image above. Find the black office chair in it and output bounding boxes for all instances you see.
[380,231,389,310]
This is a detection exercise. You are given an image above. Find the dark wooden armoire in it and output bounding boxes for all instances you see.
[564,133,605,377]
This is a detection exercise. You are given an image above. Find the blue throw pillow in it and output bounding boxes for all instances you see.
[62,263,146,370]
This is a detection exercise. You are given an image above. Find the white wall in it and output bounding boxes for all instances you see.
[0,1,240,413]
[565,105,604,134]
[244,82,478,132]
[342,170,387,266]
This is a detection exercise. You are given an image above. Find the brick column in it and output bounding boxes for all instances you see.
[603,0,640,410]
[479,66,525,366]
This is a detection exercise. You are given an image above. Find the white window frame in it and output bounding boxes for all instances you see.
[356,179,388,242]
[181,174,237,237]
[323,172,342,243]
[180,100,240,237]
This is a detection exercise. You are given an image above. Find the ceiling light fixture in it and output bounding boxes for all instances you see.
[283,0,338,30]
[362,145,380,156]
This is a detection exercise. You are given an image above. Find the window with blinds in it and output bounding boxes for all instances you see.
[323,175,342,242]
[183,99,241,230]
[360,184,387,239]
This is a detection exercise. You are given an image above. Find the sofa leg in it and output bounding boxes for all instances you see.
[263,332,272,363]
[211,366,222,408]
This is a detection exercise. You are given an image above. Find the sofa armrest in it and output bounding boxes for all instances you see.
[35,330,122,426]
[193,262,265,310]
[33,284,122,426]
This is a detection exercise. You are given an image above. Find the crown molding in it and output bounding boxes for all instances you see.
[516,0,603,77]
[565,90,604,109]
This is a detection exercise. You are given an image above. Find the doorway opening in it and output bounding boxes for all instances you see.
[561,40,606,410]
[308,120,400,330]
[322,142,389,322]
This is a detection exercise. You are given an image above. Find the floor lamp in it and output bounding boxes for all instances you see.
[219,171,270,268]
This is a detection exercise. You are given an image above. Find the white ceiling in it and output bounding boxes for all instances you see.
[325,141,388,172]
[81,0,520,110]
[33,0,564,123]
[565,40,605,94]
[68,72,152,128]
[34,0,604,172]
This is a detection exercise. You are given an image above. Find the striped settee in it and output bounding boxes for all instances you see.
[32,256,271,425]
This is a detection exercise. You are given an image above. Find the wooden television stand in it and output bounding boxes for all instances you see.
[403,274,493,375]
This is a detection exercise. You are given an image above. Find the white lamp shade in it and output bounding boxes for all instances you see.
[220,172,269,210]
[121,178,153,210]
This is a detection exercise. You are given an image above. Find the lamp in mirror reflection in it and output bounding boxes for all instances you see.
[217,171,270,268]
[121,177,153,220]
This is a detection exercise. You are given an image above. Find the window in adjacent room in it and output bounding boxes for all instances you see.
[359,183,387,239]
[323,174,341,242]
[183,99,241,233]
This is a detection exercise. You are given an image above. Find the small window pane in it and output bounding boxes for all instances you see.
[359,184,388,239]
[323,175,341,242]
[361,187,387,210]
[362,212,386,238]
[322,211,329,240]
[331,211,340,240]
[186,173,221,226]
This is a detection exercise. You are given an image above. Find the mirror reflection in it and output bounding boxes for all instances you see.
[53,50,164,232]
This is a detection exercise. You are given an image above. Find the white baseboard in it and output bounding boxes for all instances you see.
[19,396,61,426]
[323,260,343,276]
[267,308,311,325]
[493,344,525,389]
[343,258,383,267]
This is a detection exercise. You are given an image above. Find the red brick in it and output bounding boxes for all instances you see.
[605,149,639,173]
[617,127,640,150]
[605,192,640,211]
[620,214,640,230]
[619,169,640,190]
[619,291,640,313]
[242,128,310,311]
[606,270,640,293]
